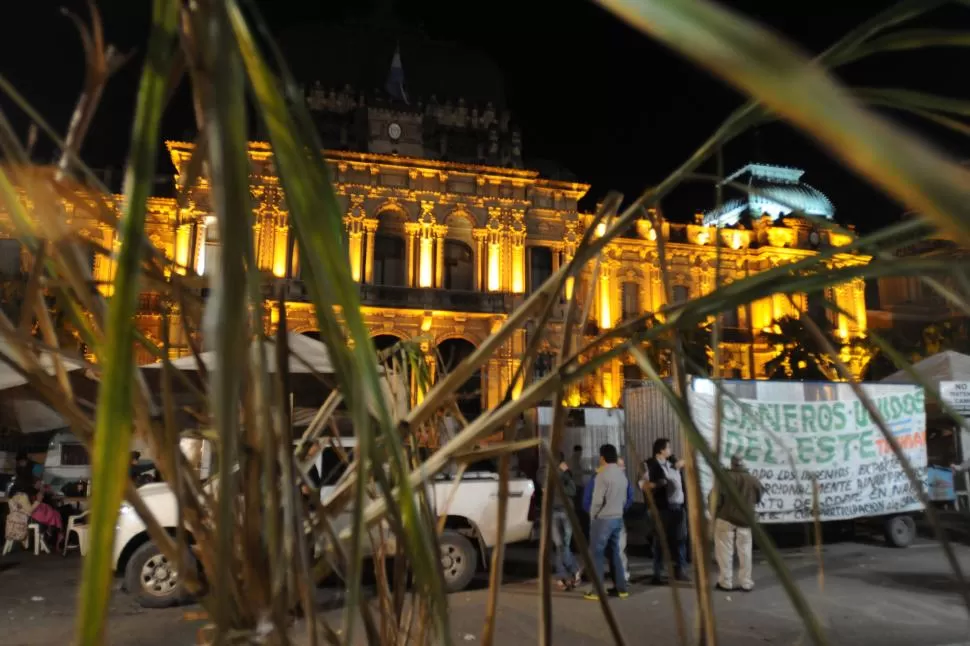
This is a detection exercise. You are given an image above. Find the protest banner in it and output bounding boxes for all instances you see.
[690,386,927,522]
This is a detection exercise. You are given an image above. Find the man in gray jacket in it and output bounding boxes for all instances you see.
[584,443,630,600]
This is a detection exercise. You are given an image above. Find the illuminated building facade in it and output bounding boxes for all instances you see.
[0,54,871,413]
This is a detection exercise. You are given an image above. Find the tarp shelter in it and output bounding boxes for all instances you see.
[142,333,410,421]
[0,337,87,433]
[0,337,84,391]
[884,350,970,384]
[882,350,970,510]
[141,332,334,374]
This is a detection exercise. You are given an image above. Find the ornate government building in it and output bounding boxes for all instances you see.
[1,38,870,416]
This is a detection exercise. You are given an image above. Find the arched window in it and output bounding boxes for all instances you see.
[437,338,481,420]
[373,233,405,286]
[621,282,640,320]
[444,240,474,290]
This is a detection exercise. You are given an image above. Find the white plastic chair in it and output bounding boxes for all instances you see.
[63,510,90,556]
[28,523,50,555]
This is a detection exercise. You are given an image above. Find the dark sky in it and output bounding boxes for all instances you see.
[2,0,969,230]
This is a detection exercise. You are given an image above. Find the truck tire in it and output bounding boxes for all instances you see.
[884,514,916,548]
[439,531,477,593]
[124,542,191,608]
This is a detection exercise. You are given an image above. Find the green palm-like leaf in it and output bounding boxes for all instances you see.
[76,0,179,643]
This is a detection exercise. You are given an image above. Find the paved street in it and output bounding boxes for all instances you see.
[2,538,970,645]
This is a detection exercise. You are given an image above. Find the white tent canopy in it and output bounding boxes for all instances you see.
[0,336,84,391]
[142,332,334,374]
[883,350,970,384]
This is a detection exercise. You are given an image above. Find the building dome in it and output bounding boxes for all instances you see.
[703,163,834,227]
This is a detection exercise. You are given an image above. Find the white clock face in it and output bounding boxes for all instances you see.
[809,231,820,246]
[388,122,402,140]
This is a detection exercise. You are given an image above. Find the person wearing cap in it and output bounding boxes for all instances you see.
[712,454,764,592]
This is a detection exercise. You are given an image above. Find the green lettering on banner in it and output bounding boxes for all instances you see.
[795,436,815,463]
[724,430,744,457]
[818,404,833,432]
[832,402,847,430]
[891,396,904,421]
[816,435,836,463]
[901,395,913,416]
[853,401,869,429]
[763,434,778,464]
[801,404,817,432]
[838,432,861,461]
[783,404,798,432]
[859,430,876,459]
[743,433,761,462]
[761,404,780,434]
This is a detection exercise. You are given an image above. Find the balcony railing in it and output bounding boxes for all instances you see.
[358,284,513,313]
[275,280,513,313]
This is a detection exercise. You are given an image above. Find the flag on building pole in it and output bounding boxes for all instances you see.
[385,44,409,104]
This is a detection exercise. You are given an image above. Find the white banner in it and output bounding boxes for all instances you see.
[691,386,927,523]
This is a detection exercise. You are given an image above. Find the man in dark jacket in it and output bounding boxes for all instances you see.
[712,454,764,591]
[641,438,689,584]
[551,453,579,587]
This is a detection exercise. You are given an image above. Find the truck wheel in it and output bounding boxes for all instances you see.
[125,542,191,608]
[884,515,916,548]
[439,531,477,592]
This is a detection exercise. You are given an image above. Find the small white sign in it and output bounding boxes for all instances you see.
[940,381,970,417]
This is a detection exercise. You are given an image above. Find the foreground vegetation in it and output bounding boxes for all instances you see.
[1,0,970,644]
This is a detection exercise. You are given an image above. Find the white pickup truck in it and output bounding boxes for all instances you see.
[112,442,536,608]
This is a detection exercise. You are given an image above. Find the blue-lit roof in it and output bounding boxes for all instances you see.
[703,163,834,227]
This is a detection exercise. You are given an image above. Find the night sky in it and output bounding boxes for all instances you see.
[2,0,969,231]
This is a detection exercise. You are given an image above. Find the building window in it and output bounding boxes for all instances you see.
[373,234,405,286]
[528,246,553,294]
[444,240,474,291]
[807,290,828,325]
[199,216,221,276]
[621,282,640,320]
[672,285,689,304]
[622,363,644,382]
[721,307,739,328]
[864,278,881,310]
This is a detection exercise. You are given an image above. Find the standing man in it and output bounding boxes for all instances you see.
[583,444,629,600]
[642,438,689,585]
[583,456,635,584]
[551,453,580,589]
[713,454,764,592]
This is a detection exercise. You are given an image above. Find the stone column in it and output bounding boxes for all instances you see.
[404,222,419,287]
[175,221,193,275]
[472,228,487,291]
[363,219,378,284]
[272,225,289,278]
[96,224,117,296]
[434,225,448,288]
[252,219,265,271]
[509,209,525,294]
